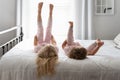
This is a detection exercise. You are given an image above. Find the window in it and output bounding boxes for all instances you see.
[27,0,74,43]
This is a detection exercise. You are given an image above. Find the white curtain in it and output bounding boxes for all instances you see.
[74,0,95,40]
[82,0,95,40]
[21,0,95,41]
[87,0,95,40]
[22,0,75,43]
[16,0,22,37]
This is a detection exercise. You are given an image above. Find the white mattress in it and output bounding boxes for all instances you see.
[0,39,120,80]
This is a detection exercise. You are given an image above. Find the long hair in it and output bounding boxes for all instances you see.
[36,44,58,78]
[68,47,87,60]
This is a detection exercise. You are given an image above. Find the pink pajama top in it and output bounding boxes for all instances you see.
[63,42,81,56]
[34,42,59,53]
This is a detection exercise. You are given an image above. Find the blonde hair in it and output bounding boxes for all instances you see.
[36,44,58,78]
[69,47,87,60]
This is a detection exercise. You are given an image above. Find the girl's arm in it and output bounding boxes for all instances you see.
[62,40,67,49]
[34,35,38,46]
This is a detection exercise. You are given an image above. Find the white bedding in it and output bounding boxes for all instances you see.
[0,39,120,80]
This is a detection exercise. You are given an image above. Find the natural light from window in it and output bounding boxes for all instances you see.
[28,0,74,43]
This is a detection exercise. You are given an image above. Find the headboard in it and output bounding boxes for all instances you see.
[0,25,23,56]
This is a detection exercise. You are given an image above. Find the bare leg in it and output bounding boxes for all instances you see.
[45,4,53,43]
[37,2,44,43]
[67,21,74,45]
[87,39,104,55]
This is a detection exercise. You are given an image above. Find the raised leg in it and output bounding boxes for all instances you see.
[67,21,74,45]
[37,2,44,43]
[87,39,104,55]
[45,4,53,43]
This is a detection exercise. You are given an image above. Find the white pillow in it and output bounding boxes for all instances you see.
[114,33,120,45]
[115,42,120,49]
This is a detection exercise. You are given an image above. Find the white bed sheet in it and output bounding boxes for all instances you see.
[0,39,120,80]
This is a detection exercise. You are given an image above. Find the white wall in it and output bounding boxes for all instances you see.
[93,0,120,40]
[0,0,16,31]
[0,0,17,45]
[75,0,120,40]
[0,0,17,56]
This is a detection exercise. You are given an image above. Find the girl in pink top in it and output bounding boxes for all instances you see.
[62,21,104,60]
[34,2,58,53]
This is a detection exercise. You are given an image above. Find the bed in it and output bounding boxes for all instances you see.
[1,28,120,80]
[1,38,120,80]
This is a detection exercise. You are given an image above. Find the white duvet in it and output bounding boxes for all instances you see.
[0,39,120,80]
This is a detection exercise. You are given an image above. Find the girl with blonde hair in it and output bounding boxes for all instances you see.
[36,44,58,77]
[34,2,58,77]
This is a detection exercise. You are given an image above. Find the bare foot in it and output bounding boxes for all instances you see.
[50,4,54,11]
[96,39,104,47]
[38,2,43,12]
[49,4,54,15]
[69,21,73,27]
